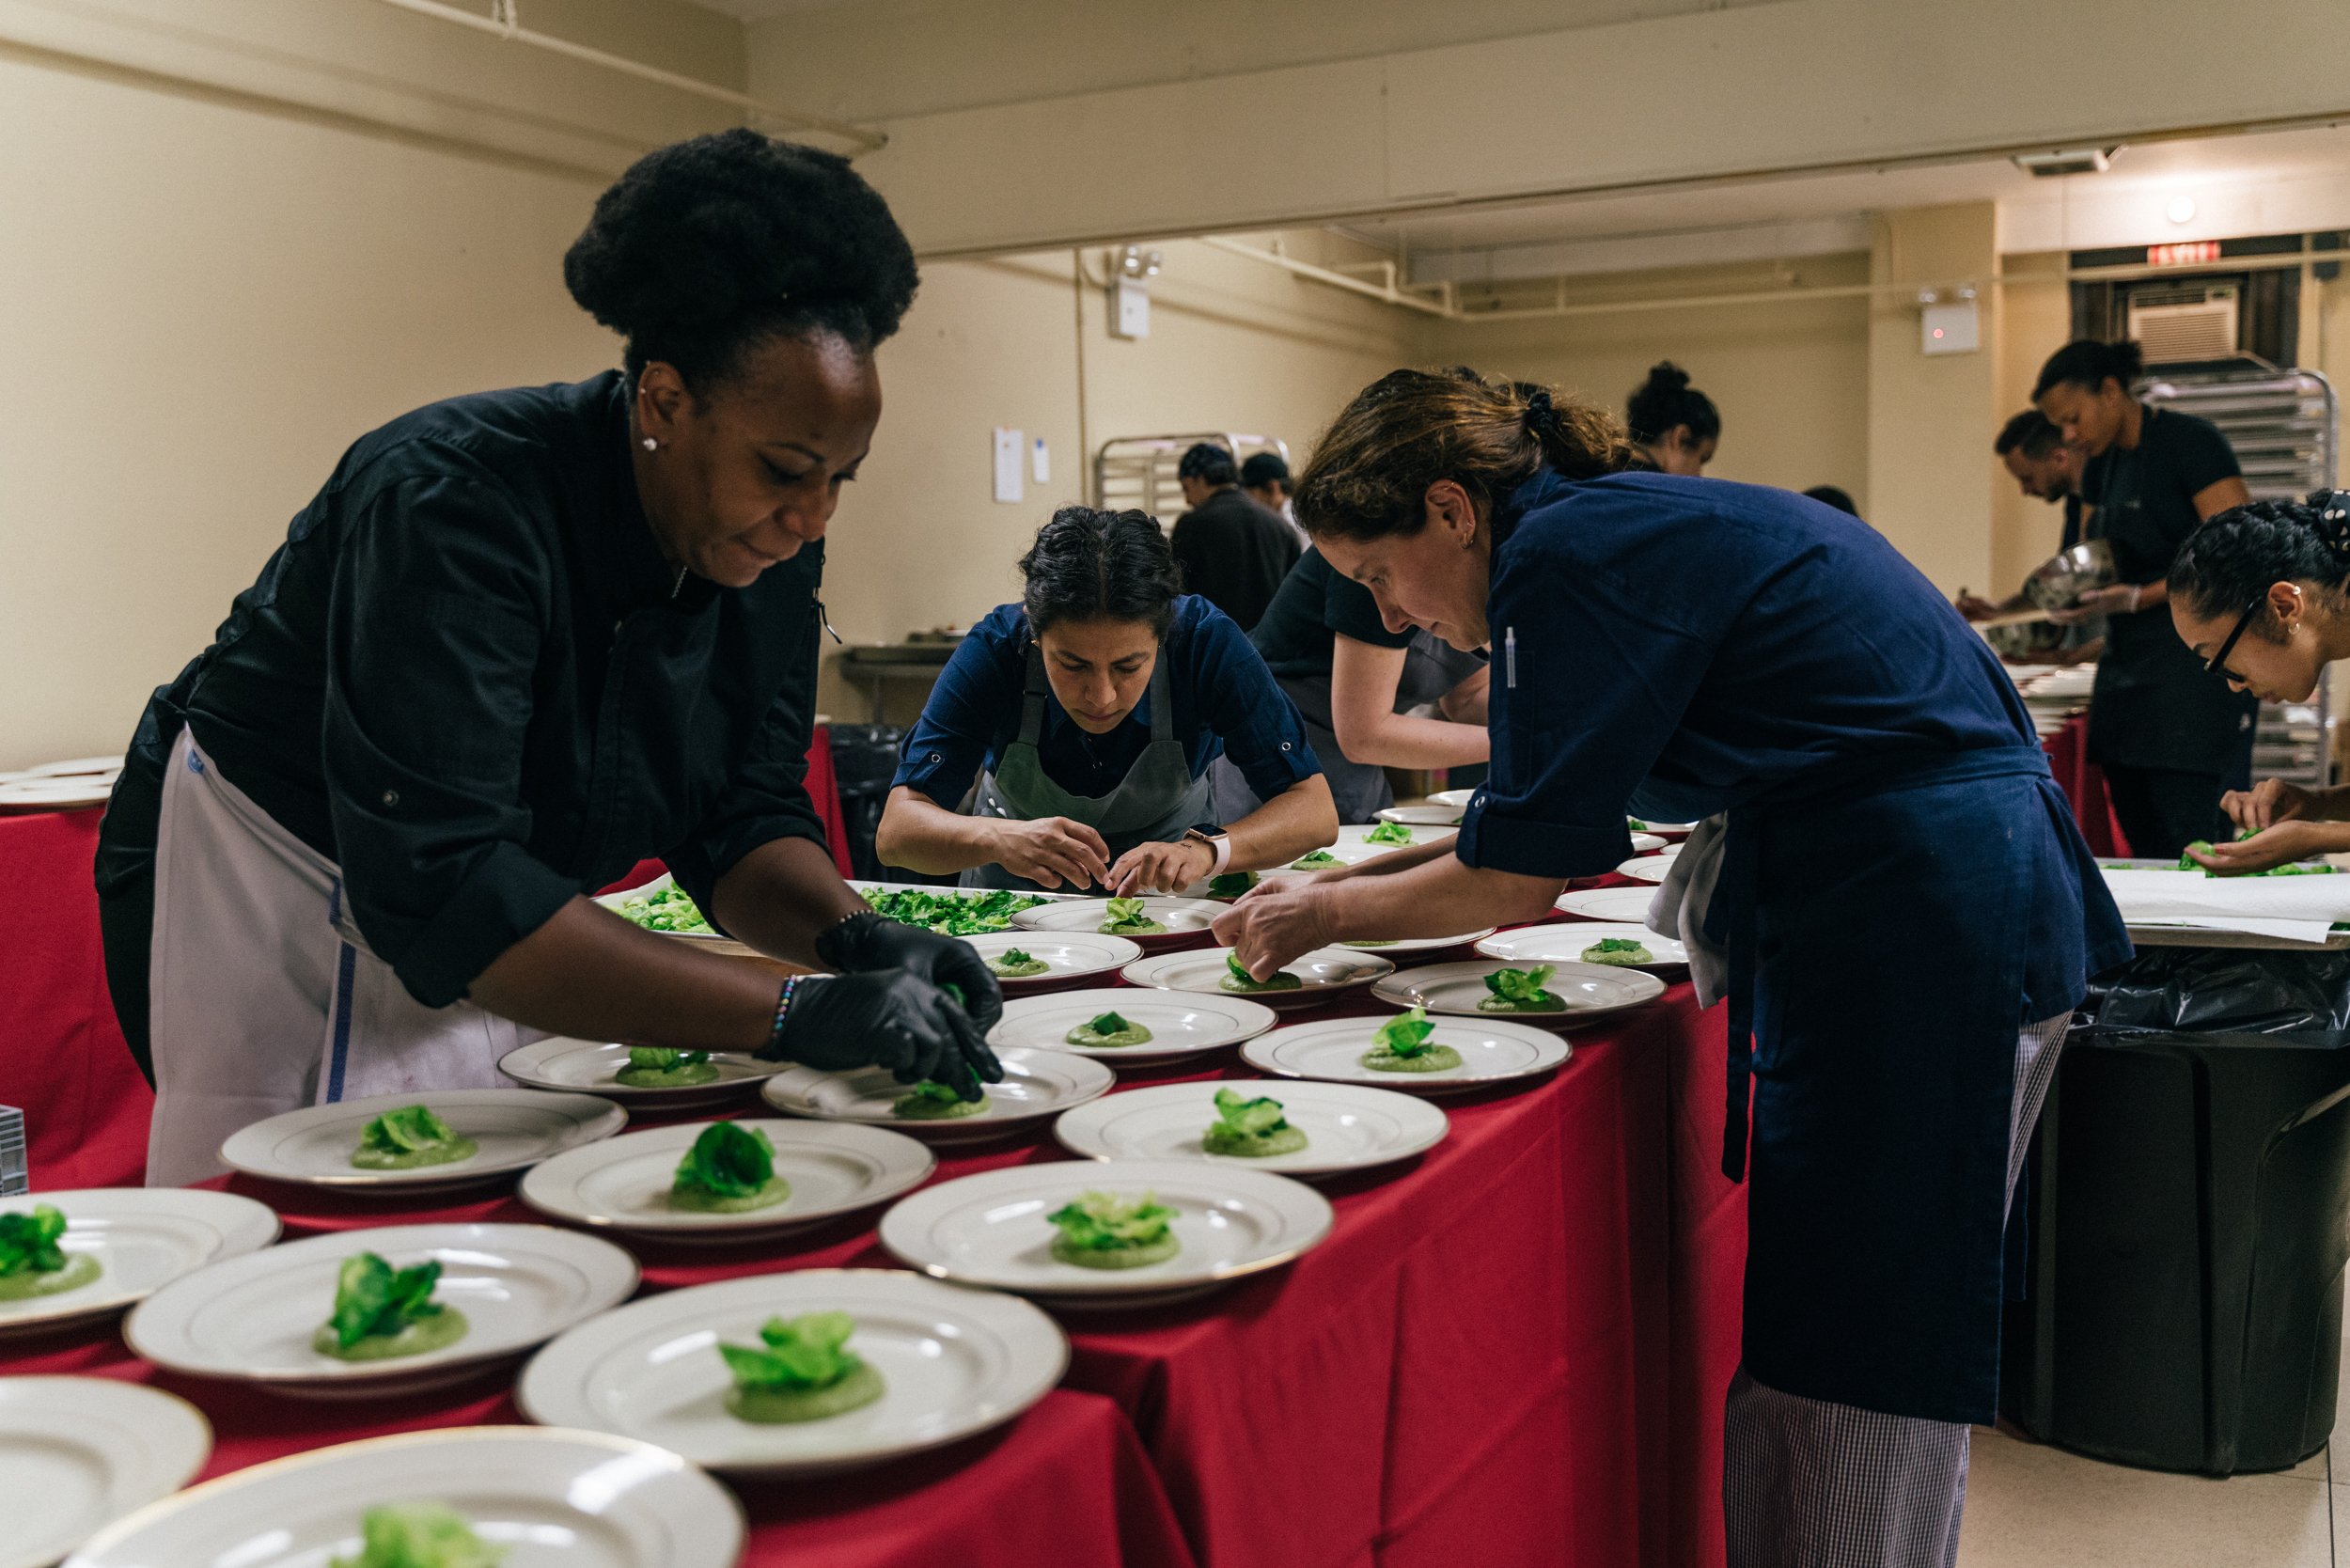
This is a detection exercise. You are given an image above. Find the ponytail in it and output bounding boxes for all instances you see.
[1293,368,1628,542]
[2032,339,2145,401]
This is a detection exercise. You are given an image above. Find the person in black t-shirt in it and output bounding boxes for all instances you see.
[1240,449,1306,544]
[1215,548,1488,822]
[1167,443,1301,631]
[2035,339,2255,856]
[1956,411,2099,663]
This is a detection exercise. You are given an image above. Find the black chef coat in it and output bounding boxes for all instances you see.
[1168,486,1301,632]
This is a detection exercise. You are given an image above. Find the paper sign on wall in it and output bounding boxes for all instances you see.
[994,427,1024,504]
[1032,438,1050,485]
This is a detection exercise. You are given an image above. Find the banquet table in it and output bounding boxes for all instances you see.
[0,809,1750,1568]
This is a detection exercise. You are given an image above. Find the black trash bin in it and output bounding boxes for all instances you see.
[824,724,914,884]
[2001,945,2350,1474]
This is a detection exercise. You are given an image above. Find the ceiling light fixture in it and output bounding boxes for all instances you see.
[2012,146,2123,178]
[2166,196,2198,225]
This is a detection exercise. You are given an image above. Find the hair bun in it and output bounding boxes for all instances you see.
[1643,361,1692,393]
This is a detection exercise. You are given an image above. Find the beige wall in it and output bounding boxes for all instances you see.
[1990,253,2076,592]
[1419,254,1872,508]
[0,5,735,770]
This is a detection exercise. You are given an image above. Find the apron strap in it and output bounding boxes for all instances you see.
[1017,641,1052,748]
[1144,637,1176,743]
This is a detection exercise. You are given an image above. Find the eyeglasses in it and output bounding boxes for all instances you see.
[2203,594,2264,684]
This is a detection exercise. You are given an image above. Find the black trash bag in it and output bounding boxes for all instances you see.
[822,724,959,886]
[2079,947,2350,1048]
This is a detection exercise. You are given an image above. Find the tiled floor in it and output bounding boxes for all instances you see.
[1954,1330,2346,1567]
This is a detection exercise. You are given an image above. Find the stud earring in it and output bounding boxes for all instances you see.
[641,436,658,451]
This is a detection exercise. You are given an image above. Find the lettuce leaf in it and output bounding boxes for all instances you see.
[628,1046,711,1072]
[1585,938,1646,955]
[1371,1007,1437,1058]
[1087,1011,1134,1035]
[619,884,711,935]
[1366,822,1413,844]
[1212,1087,1290,1137]
[1485,965,1558,1004]
[901,1078,963,1107]
[1104,897,1151,928]
[328,1252,446,1350]
[0,1205,69,1278]
[1291,849,1340,870]
[999,949,1036,965]
[717,1310,863,1391]
[673,1121,776,1200]
[861,887,1045,934]
[1209,871,1258,898]
[1048,1190,1176,1251]
[359,1105,460,1157]
[329,1503,506,1568]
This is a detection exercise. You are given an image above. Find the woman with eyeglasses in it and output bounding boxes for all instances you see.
[2034,338,2256,857]
[2169,494,2350,872]
[1212,367,2127,1567]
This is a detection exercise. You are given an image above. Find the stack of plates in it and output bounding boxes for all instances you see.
[0,756,119,814]
[0,1105,24,1196]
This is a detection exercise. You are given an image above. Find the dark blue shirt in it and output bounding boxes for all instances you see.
[894,597,1320,808]
[1460,469,2043,874]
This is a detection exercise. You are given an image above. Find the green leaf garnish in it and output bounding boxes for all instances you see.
[1000,949,1035,965]
[1088,1011,1134,1035]
[0,1205,69,1278]
[1367,822,1413,844]
[1226,952,1255,983]
[903,1078,963,1105]
[628,1046,711,1072]
[1485,965,1558,1004]
[1371,1007,1437,1058]
[1627,819,1647,831]
[2177,840,2215,870]
[328,1252,447,1350]
[329,1503,506,1568]
[1212,1087,1289,1137]
[1587,938,1645,954]
[1291,849,1340,869]
[859,887,1045,935]
[1105,897,1150,928]
[358,1105,460,1157]
[717,1310,864,1392]
[619,883,711,935]
[672,1121,776,1200]
[1047,1190,1176,1251]
[1209,871,1258,897]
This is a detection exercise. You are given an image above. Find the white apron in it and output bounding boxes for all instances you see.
[145,729,539,1186]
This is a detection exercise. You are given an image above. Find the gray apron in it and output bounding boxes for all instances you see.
[960,640,1214,893]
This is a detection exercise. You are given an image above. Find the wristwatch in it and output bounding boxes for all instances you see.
[1183,827,1233,875]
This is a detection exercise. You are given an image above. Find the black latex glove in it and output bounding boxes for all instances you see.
[819,912,1006,1032]
[761,969,998,1100]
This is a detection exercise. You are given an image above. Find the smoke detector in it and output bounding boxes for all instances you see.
[2012,147,2123,178]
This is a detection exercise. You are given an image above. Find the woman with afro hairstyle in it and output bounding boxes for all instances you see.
[100,131,1004,1186]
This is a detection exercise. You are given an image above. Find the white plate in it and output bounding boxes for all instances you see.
[1616,855,1677,884]
[124,1223,640,1399]
[759,1046,1115,1145]
[1480,922,1688,973]
[518,1120,934,1243]
[518,1270,1066,1477]
[496,1038,784,1110]
[0,1378,211,1568]
[1053,1080,1449,1178]
[1331,928,1497,956]
[879,1159,1333,1309]
[1121,947,1396,1011]
[0,1189,281,1336]
[1556,886,1661,923]
[1630,819,1698,838]
[1371,960,1665,1027]
[24,757,123,778]
[1240,1014,1572,1094]
[1374,804,1465,827]
[986,988,1277,1065]
[1010,898,1224,947]
[0,778,111,811]
[61,1427,743,1568]
[1627,832,1668,855]
[1332,823,1455,854]
[220,1089,627,1193]
[955,931,1143,989]
[1428,788,1478,809]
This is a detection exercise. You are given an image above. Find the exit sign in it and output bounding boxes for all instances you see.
[2149,242,2221,266]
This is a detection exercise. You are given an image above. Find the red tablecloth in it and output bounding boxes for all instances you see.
[2042,713,2129,858]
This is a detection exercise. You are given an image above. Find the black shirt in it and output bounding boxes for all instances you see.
[2079,403,2257,773]
[1168,487,1301,632]
[95,372,828,1008]
[1249,548,1415,679]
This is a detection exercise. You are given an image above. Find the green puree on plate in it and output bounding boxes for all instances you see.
[313,1251,468,1362]
[329,1503,504,1568]
[1220,951,1303,994]
[0,1204,101,1301]
[1360,1007,1463,1074]
[670,1121,791,1215]
[718,1310,885,1423]
[989,947,1051,979]
[615,1045,719,1089]
[350,1105,478,1171]
[1048,1190,1180,1270]
[1478,965,1565,1013]
[1201,1088,1308,1158]
[1066,1010,1153,1048]
[1581,937,1653,967]
[1101,897,1167,936]
[892,1079,989,1121]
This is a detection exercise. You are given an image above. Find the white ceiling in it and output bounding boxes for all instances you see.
[1346,121,2350,282]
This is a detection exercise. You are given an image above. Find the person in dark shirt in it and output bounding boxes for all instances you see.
[96,131,1001,1185]
[1957,411,2100,664]
[877,509,1334,891]
[1168,442,1300,629]
[1625,360,1719,476]
[1241,449,1306,543]
[2036,339,2256,856]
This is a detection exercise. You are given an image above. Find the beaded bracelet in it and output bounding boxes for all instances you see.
[765,975,807,1056]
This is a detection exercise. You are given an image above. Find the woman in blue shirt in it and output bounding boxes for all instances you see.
[1214,370,2126,1567]
[877,508,1337,892]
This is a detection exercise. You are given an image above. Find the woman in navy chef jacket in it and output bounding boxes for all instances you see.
[1214,368,2127,1566]
[95,132,1001,1188]
[875,508,1337,892]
